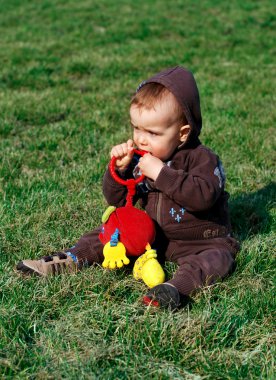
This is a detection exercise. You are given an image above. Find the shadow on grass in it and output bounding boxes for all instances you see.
[230,182,275,241]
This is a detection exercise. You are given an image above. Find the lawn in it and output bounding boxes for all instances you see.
[0,0,275,379]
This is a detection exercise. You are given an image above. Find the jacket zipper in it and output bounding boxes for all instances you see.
[156,192,162,225]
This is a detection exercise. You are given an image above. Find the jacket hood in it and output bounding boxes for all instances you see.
[137,66,202,143]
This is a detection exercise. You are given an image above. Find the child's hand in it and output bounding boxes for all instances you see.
[110,139,134,171]
[138,153,164,181]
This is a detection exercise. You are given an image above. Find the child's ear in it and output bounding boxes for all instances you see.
[179,125,191,142]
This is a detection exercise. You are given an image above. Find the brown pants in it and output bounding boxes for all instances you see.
[66,226,238,296]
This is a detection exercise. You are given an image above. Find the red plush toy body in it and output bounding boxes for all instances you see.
[99,150,156,258]
[99,206,155,256]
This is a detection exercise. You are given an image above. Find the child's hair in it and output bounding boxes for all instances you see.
[131,83,187,125]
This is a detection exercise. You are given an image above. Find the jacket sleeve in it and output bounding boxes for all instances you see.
[154,148,225,212]
[102,168,128,207]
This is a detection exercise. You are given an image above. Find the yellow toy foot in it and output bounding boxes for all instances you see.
[133,245,165,288]
[102,241,130,269]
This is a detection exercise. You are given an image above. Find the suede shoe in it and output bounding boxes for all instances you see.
[16,252,78,276]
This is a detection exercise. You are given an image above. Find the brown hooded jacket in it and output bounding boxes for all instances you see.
[103,67,232,243]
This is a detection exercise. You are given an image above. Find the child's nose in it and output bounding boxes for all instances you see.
[137,133,147,145]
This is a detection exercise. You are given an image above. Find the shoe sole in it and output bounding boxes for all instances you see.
[16,261,44,276]
[143,295,160,307]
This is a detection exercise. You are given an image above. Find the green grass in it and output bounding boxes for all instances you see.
[0,0,275,378]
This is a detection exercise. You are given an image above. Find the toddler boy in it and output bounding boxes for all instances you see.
[17,66,239,310]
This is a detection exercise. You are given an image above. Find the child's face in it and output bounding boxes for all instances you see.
[130,94,186,161]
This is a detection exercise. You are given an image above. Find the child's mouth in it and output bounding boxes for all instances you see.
[135,146,150,154]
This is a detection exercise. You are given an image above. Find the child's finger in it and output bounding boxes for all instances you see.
[110,146,119,158]
[127,140,134,157]
[111,144,127,158]
[127,139,134,149]
[114,146,124,157]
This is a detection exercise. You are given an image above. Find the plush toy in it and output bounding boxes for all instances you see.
[99,150,165,288]
[133,243,165,288]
